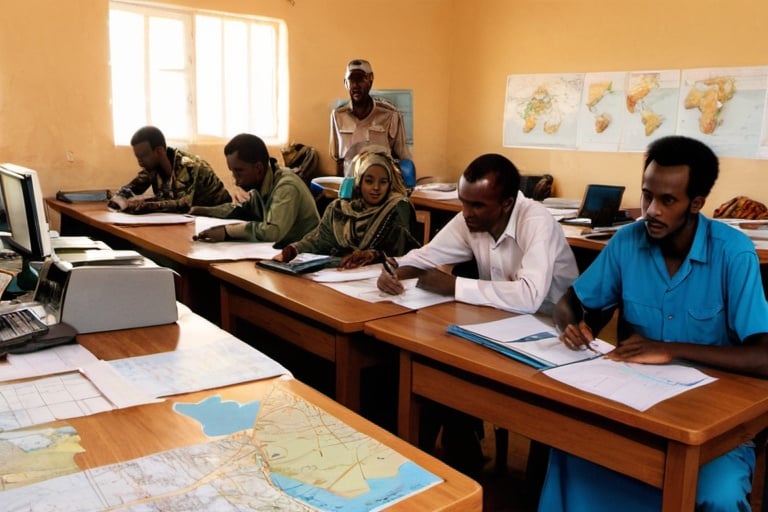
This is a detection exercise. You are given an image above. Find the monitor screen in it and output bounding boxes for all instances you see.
[0,163,51,261]
[578,184,625,227]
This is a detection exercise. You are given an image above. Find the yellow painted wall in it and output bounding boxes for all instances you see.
[0,0,451,227]
[447,0,768,213]
[2,0,768,227]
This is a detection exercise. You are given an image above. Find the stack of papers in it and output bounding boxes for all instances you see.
[412,182,458,201]
[447,315,612,369]
[547,207,579,221]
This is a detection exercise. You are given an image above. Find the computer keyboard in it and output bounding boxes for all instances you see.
[0,308,49,349]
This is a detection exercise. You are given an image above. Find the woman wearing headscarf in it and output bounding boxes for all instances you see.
[276,148,420,269]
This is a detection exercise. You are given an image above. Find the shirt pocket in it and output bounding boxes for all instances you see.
[685,305,726,345]
[367,125,389,146]
[622,300,662,339]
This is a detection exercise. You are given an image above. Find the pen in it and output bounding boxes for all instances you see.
[382,257,397,278]
[555,323,600,354]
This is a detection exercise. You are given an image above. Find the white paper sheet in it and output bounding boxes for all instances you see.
[91,211,195,225]
[0,344,99,382]
[543,357,716,411]
[303,264,383,282]
[321,277,453,309]
[187,241,279,261]
[192,216,245,235]
[107,335,290,397]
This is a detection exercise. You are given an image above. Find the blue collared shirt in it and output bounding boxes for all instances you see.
[575,215,768,345]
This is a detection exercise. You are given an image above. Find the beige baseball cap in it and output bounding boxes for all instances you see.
[345,59,372,78]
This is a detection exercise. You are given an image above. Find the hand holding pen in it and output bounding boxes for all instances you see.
[555,318,600,354]
[377,255,405,295]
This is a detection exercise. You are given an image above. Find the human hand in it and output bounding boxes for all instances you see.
[605,334,672,364]
[377,259,405,295]
[274,244,298,262]
[415,268,456,296]
[556,321,595,351]
[231,187,251,205]
[193,225,227,243]
[339,249,380,269]
[122,197,147,213]
[107,195,128,211]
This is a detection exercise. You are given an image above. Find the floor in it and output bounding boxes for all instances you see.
[455,423,542,512]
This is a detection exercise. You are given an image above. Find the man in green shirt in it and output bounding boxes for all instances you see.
[192,133,320,247]
[109,126,231,213]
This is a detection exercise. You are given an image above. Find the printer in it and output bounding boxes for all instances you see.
[33,255,178,333]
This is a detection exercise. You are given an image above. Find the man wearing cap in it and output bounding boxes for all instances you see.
[330,59,412,176]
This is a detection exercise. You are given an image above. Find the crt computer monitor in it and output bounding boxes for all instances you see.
[0,163,52,291]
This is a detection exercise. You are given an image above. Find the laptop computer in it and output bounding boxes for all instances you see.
[560,184,626,227]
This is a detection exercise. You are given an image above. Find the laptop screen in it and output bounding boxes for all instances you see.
[578,184,625,227]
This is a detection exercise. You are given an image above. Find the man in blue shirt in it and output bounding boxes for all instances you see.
[544,135,768,511]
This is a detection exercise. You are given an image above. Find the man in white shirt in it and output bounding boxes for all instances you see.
[378,153,578,315]
[377,153,578,474]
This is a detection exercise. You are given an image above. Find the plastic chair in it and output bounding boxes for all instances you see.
[399,159,417,189]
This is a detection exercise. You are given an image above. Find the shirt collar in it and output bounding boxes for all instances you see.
[258,161,276,197]
[498,190,525,243]
[688,214,709,263]
[637,213,709,263]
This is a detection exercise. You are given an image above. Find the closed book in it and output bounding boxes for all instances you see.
[257,253,334,275]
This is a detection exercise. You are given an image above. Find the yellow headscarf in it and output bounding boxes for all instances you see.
[332,149,409,249]
[349,149,408,199]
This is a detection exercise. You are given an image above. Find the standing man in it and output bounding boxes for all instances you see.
[544,135,768,511]
[108,126,231,213]
[191,133,319,247]
[330,59,411,176]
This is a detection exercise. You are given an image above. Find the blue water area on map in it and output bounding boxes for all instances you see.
[173,395,261,436]
[270,461,441,511]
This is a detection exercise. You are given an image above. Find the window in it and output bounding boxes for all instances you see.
[109,1,287,146]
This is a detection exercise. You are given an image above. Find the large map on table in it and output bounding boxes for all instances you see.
[1,385,441,511]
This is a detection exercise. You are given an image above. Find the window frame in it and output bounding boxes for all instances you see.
[109,0,288,147]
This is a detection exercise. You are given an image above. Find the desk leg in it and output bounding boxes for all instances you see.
[335,333,361,412]
[661,441,699,511]
[220,284,232,331]
[398,351,420,444]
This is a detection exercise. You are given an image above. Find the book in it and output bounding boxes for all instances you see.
[256,253,335,275]
[446,314,613,369]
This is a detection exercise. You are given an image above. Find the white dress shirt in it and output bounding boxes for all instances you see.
[397,191,578,314]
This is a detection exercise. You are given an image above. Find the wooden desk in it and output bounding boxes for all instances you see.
[37,307,482,511]
[45,199,221,321]
[364,301,768,512]
[210,260,412,412]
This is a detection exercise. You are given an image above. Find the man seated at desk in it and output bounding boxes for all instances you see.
[108,125,231,214]
[192,133,319,247]
[377,152,578,315]
[546,135,768,512]
[377,153,579,473]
